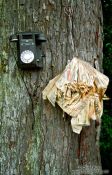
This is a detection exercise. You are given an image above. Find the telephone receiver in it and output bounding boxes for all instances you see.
[9,32,46,69]
[10,32,46,43]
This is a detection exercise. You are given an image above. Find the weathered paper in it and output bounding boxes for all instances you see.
[43,57,109,134]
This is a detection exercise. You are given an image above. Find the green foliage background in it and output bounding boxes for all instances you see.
[100,110,112,171]
[100,0,112,172]
[102,0,112,75]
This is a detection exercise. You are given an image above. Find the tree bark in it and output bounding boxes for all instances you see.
[0,0,103,174]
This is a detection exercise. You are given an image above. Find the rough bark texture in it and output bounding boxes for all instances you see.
[0,0,103,175]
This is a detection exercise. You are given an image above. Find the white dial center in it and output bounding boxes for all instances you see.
[21,50,34,63]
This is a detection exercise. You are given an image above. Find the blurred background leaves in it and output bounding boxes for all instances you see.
[100,0,112,174]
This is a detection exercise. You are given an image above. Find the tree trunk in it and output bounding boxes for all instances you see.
[0,0,103,174]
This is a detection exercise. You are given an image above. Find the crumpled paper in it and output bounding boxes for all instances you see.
[43,57,109,134]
